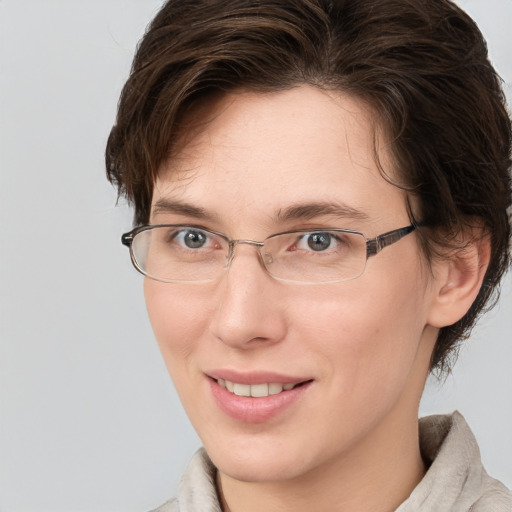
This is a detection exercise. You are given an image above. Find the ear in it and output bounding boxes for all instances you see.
[427,234,491,328]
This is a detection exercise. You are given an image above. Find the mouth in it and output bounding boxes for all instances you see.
[215,378,312,398]
[208,374,314,422]
[206,370,314,422]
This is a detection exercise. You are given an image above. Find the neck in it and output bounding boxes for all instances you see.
[217,411,426,512]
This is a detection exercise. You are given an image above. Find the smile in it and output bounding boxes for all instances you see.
[217,379,303,397]
[209,375,313,422]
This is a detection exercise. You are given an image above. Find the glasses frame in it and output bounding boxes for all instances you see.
[121,224,416,284]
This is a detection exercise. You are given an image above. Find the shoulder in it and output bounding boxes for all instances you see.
[148,448,222,512]
[148,497,179,512]
[470,486,512,512]
[397,412,512,511]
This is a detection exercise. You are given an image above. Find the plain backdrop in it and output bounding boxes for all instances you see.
[0,1,511,511]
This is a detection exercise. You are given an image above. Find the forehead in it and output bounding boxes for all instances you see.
[152,86,407,231]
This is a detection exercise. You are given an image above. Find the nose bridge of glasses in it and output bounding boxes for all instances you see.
[226,239,266,266]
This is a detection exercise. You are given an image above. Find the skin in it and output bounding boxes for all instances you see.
[144,86,486,512]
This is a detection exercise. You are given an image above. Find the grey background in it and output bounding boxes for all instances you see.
[0,1,510,511]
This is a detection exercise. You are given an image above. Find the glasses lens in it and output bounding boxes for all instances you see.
[263,230,367,283]
[131,226,228,282]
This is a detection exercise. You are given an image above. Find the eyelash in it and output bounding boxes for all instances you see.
[162,225,353,254]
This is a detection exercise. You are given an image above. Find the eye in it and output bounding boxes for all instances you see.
[297,232,337,252]
[173,228,210,249]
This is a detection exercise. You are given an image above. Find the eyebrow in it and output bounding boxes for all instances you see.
[275,201,370,223]
[151,198,369,224]
[151,198,217,221]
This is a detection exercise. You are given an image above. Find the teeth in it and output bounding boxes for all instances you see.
[268,383,283,395]
[250,383,268,397]
[233,383,251,397]
[218,380,300,397]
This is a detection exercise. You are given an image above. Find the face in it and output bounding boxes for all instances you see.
[145,86,440,483]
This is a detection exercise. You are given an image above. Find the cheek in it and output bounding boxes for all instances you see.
[290,267,431,382]
[144,280,211,370]
[294,279,424,340]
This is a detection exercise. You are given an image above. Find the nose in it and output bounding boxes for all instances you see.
[209,243,287,349]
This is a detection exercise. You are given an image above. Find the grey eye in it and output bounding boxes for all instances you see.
[306,232,332,251]
[177,229,208,249]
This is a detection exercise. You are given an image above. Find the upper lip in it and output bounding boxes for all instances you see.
[206,369,312,385]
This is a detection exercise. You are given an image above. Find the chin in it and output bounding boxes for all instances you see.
[212,452,303,483]
[202,432,326,484]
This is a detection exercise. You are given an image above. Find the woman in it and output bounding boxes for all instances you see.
[106,1,512,510]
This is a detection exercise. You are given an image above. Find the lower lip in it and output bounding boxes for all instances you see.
[208,379,312,423]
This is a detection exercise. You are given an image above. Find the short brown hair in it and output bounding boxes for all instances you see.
[106,0,511,373]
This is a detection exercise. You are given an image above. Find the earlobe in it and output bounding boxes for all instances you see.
[427,235,491,328]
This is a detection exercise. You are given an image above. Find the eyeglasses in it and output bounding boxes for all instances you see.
[121,224,416,284]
